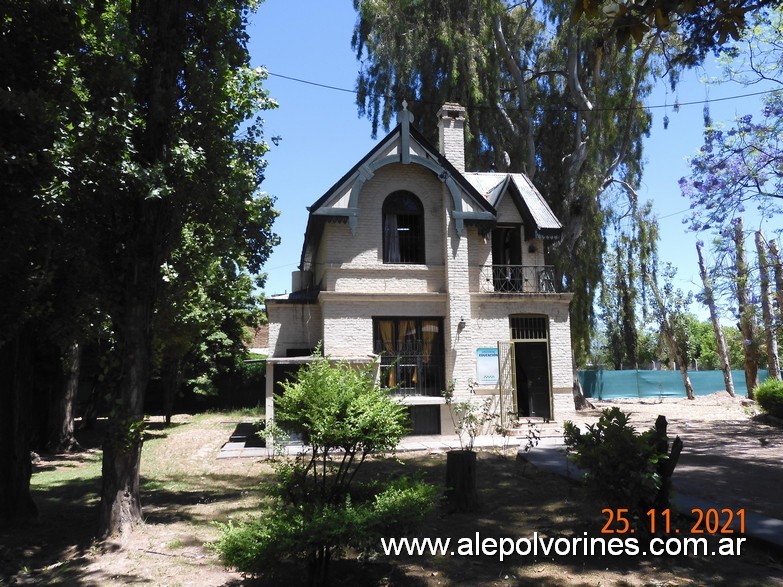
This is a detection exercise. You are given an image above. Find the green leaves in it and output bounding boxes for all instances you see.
[564,407,668,514]
[214,353,435,584]
[277,355,409,454]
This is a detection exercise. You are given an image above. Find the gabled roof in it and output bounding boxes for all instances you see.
[463,172,562,241]
[297,106,564,275]
[299,115,497,271]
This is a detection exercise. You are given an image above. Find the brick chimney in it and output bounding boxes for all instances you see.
[438,103,466,173]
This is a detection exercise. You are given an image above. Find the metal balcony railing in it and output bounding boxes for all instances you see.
[479,265,558,294]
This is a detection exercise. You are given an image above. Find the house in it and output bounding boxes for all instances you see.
[265,103,576,435]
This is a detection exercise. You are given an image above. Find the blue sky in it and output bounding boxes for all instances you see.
[247,1,777,319]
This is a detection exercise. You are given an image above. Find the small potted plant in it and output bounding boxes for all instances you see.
[442,380,496,512]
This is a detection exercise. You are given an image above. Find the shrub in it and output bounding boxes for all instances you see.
[563,408,670,517]
[755,378,783,418]
[212,353,437,586]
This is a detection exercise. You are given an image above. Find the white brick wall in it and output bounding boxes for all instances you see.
[320,295,447,358]
[267,125,578,427]
[266,302,323,356]
[320,164,445,269]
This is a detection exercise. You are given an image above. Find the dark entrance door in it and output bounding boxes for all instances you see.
[514,341,551,419]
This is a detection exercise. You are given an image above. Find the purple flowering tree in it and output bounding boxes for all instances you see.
[679,93,783,235]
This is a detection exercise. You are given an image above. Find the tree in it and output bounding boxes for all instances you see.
[680,93,783,235]
[1,0,278,534]
[733,219,761,397]
[597,202,659,369]
[680,6,783,235]
[573,0,777,64]
[75,2,276,537]
[696,241,735,395]
[0,0,88,526]
[756,231,781,379]
[352,0,664,410]
[153,221,269,424]
[647,264,695,399]
[770,239,783,326]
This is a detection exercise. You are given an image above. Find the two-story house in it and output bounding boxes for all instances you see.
[265,103,575,435]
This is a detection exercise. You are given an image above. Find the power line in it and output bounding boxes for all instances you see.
[268,72,358,95]
[267,70,781,114]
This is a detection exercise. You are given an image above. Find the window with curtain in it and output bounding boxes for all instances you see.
[374,317,443,396]
[382,191,425,264]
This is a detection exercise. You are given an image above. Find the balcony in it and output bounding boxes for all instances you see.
[479,265,558,294]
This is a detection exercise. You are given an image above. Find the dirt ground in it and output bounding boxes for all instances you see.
[569,393,783,521]
[1,396,782,587]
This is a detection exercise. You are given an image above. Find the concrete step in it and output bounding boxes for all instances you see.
[505,419,565,439]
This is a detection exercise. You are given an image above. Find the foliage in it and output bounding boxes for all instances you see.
[214,354,435,585]
[153,222,270,398]
[680,94,783,235]
[717,6,783,87]
[442,379,498,451]
[755,378,783,418]
[647,264,694,366]
[352,0,667,364]
[598,202,659,369]
[573,0,774,63]
[0,0,280,533]
[563,407,668,515]
[214,477,437,577]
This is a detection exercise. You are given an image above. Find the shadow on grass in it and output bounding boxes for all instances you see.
[1,470,265,585]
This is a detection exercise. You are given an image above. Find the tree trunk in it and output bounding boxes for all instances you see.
[571,353,591,410]
[696,242,735,396]
[651,416,683,511]
[163,360,181,427]
[757,233,781,380]
[445,450,478,512]
[98,297,151,537]
[734,220,759,397]
[0,331,38,526]
[770,240,783,326]
[662,327,695,400]
[48,340,82,452]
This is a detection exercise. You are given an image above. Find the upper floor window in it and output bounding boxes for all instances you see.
[382,191,424,264]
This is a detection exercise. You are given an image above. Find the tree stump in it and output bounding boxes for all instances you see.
[445,450,478,512]
[653,415,683,510]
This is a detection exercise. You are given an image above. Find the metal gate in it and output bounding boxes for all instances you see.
[497,341,517,429]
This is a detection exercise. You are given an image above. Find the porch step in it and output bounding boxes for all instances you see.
[505,419,565,440]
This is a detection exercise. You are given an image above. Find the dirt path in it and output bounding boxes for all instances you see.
[569,393,783,520]
[3,401,782,586]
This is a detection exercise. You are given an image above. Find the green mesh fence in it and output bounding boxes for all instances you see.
[578,369,770,400]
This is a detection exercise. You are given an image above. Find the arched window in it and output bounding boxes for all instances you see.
[382,191,424,264]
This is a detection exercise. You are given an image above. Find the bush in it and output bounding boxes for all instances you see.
[563,408,669,517]
[212,353,437,586]
[755,378,783,418]
[214,477,437,576]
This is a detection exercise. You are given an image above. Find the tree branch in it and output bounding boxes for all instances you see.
[492,13,537,177]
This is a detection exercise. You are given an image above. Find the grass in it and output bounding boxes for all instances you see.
[3,411,783,586]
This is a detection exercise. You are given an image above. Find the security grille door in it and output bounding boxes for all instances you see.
[497,341,517,428]
[509,315,552,420]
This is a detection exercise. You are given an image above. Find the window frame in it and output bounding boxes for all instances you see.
[382,191,425,264]
[373,316,444,396]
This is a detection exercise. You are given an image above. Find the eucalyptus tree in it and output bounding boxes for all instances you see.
[352,0,664,378]
[647,264,696,400]
[696,241,735,396]
[574,0,776,64]
[732,219,761,397]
